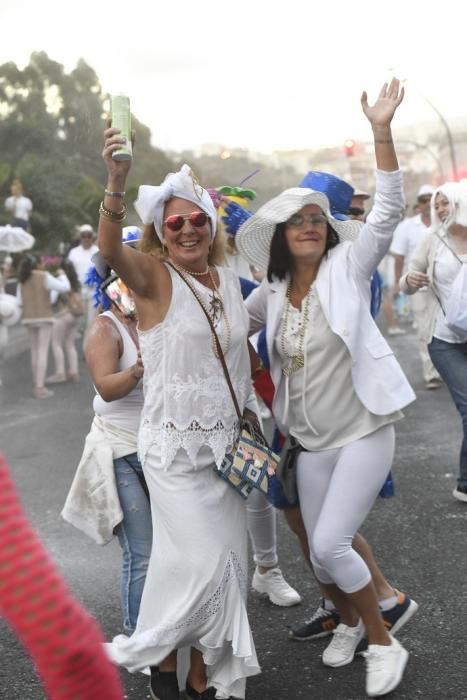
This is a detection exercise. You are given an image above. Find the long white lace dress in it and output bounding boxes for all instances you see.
[107,264,260,699]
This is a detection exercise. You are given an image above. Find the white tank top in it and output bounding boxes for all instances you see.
[138,264,251,469]
[92,311,144,435]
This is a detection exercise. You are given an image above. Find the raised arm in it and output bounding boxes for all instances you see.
[98,124,161,298]
[361,78,403,172]
[350,79,405,279]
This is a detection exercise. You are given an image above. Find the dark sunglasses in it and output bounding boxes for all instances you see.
[348,207,365,217]
[417,195,432,204]
[286,213,327,227]
[164,211,208,232]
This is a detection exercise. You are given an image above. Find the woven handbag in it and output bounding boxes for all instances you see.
[168,262,280,500]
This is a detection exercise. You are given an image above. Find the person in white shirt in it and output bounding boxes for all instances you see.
[67,225,99,346]
[391,184,442,389]
[400,181,467,502]
[4,179,33,231]
[239,79,413,698]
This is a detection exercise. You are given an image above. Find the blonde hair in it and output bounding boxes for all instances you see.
[140,223,226,266]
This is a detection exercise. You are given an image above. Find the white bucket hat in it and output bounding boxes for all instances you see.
[0,293,21,327]
[236,187,362,271]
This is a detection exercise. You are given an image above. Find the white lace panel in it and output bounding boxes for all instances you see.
[136,551,247,646]
[138,266,251,469]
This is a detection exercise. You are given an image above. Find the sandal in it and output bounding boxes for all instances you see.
[33,386,54,399]
[46,374,67,384]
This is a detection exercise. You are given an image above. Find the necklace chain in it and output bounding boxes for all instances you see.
[280,283,312,376]
[171,263,231,358]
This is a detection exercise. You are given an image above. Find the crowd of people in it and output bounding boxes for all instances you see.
[2,76,467,700]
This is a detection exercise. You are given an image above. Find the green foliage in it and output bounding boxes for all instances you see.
[0,52,177,252]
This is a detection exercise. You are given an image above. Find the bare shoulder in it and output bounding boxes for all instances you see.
[87,313,122,345]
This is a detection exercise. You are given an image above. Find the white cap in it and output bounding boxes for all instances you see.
[79,224,94,234]
[417,184,435,198]
[352,188,370,200]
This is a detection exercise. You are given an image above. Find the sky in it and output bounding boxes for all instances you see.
[1,0,465,155]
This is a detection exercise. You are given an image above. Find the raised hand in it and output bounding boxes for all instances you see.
[361,78,404,128]
[102,118,135,185]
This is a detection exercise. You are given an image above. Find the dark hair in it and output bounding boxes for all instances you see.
[18,254,39,284]
[62,260,81,292]
[267,222,339,282]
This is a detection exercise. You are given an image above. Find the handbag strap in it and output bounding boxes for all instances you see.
[431,231,465,315]
[434,229,463,264]
[167,262,242,420]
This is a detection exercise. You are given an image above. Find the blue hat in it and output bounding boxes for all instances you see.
[298,171,354,221]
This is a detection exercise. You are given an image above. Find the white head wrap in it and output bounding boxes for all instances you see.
[134,164,217,242]
[430,181,467,231]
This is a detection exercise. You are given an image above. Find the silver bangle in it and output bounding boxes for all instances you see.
[104,189,126,198]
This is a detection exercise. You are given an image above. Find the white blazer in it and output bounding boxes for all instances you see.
[246,170,415,435]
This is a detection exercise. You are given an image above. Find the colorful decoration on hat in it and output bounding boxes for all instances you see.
[214,186,257,237]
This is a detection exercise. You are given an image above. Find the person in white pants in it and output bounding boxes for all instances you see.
[239,79,414,698]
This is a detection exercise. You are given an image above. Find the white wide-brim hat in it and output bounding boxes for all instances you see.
[236,187,362,271]
[0,293,21,327]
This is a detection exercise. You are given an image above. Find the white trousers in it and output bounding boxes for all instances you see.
[297,425,395,594]
[247,489,277,569]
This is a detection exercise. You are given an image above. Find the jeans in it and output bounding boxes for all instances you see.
[428,337,467,488]
[114,453,152,633]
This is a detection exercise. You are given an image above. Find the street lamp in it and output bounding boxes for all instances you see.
[396,139,445,180]
[422,96,458,181]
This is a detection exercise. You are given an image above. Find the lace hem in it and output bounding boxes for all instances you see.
[139,419,239,469]
[137,551,247,645]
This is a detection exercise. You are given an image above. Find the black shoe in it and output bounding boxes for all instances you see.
[453,484,467,502]
[150,667,180,700]
[289,599,340,641]
[184,681,217,699]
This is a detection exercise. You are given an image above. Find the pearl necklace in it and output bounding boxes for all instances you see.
[171,261,209,276]
[280,283,312,376]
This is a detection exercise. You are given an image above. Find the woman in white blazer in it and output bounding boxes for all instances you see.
[238,79,414,699]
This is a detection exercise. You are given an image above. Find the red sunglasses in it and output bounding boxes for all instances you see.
[164,211,209,232]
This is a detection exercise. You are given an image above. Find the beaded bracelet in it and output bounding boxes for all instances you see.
[104,189,126,198]
[99,201,127,222]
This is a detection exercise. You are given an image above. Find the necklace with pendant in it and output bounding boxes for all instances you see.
[207,267,224,324]
[281,283,312,376]
[172,263,231,357]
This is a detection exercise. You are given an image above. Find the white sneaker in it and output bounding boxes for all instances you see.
[322,620,365,667]
[251,567,302,607]
[364,637,409,697]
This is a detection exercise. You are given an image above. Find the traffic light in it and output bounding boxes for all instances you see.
[344,139,355,157]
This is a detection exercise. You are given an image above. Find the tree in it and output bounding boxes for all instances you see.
[0,53,176,251]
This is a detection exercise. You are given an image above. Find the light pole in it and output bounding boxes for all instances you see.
[396,139,445,180]
[423,96,458,181]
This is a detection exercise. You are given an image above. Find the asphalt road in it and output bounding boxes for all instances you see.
[1,323,466,700]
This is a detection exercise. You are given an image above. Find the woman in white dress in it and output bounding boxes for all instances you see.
[98,129,259,700]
